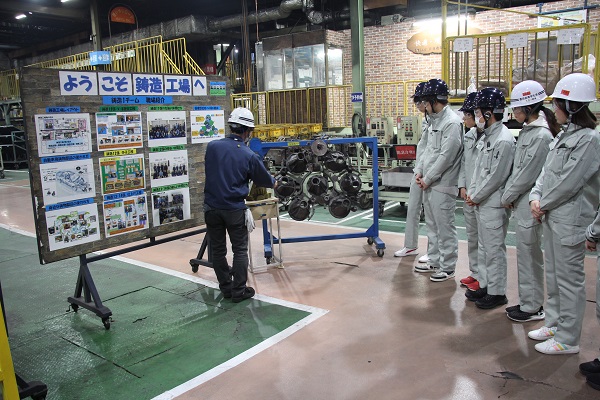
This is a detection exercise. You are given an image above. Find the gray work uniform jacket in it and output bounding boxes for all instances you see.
[458,127,483,191]
[501,115,553,225]
[414,105,463,195]
[468,121,515,207]
[530,123,600,235]
[415,118,430,162]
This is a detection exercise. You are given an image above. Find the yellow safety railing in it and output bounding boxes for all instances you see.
[25,36,203,75]
[444,23,593,103]
[232,82,427,130]
[0,69,20,100]
[0,303,19,400]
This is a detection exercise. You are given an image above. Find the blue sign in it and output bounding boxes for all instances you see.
[46,106,80,113]
[351,92,364,103]
[90,51,112,66]
[193,106,222,110]
[102,96,173,105]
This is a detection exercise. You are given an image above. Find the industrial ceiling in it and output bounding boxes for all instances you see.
[0,0,573,61]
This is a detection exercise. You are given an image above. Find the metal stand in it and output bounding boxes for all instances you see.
[0,281,48,400]
[66,228,208,330]
[189,234,212,272]
[247,198,283,272]
[249,136,386,257]
[67,255,113,330]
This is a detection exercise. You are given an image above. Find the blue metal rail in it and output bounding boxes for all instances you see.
[248,136,386,258]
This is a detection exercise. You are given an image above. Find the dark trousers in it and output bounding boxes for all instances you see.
[204,208,248,296]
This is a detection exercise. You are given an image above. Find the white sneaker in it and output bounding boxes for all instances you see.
[430,269,455,282]
[414,264,435,273]
[528,326,557,341]
[534,338,580,355]
[418,254,430,263]
[394,247,418,257]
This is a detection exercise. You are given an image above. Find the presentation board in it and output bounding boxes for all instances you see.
[20,68,230,264]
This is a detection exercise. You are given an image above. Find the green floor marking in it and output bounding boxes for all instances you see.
[0,228,315,400]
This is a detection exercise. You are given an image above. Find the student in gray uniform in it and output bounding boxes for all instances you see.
[528,73,600,355]
[458,92,484,291]
[465,88,515,309]
[580,206,600,390]
[395,82,430,260]
[413,78,463,282]
[502,81,558,322]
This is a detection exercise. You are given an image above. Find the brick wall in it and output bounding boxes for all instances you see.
[339,0,600,86]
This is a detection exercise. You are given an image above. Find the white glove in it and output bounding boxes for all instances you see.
[245,208,255,232]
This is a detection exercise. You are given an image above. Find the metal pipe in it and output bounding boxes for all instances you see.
[209,0,304,31]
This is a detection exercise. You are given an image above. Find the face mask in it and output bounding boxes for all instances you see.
[476,120,486,130]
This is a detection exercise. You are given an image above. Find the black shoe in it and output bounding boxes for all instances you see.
[222,291,232,299]
[505,304,520,313]
[465,287,487,302]
[476,294,508,309]
[232,286,255,303]
[580,359,600,376]
[507,306,544,322]
[587,373,600,391]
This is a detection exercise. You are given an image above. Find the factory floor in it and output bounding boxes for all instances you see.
[1,169,600,400]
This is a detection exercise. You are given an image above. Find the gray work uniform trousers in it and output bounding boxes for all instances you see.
[423,188,457,273]
[404,178,423,249]
[543,219,586,346]
[597,254,600,326]
[475,205,510,295]
[463,201,479,279]
[515,207,545,313]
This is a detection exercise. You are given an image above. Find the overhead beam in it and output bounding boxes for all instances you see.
[0,1,87,20]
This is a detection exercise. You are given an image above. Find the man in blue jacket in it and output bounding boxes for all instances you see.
[204,107,275,302]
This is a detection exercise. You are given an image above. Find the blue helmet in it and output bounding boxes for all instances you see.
[422,78,449,100]
[474,87,506,113]
[411,82,427,100]
[458,92,478,113]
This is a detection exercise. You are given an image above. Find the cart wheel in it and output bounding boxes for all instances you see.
[367,237,374,245]
[377,249,384,257]
[102,317,111,330]
[0,172,4,179]
[190,260,199,273]
[71,304,79,313]
[378,202,385,218]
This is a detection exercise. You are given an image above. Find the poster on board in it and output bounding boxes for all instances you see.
[151,184,191,227]
[96,112,143,150]
[147,111,187,147]
[39,155,96,205]
[149,147,189,188]
[99,154,145,195]
[102,190,148,237]
[45,200,100,251]
[190,109,225,143]
[34,113,92,156]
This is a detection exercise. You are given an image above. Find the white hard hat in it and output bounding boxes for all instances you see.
[228,107,255,128]
[510,80,547,107]
[551,73,597,103]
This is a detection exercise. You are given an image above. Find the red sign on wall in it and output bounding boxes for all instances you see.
[394,145,417,160]
[203,64,217,75]
[110,6,136,24]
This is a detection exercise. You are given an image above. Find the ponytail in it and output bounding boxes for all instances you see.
[539,106,562,137]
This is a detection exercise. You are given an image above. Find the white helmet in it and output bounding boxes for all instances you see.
[228,107,255,128]
[551,73,597,103]
[510,80,547,107]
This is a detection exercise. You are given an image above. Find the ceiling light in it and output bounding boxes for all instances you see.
[15,14,26,19]
[61,0,72,3]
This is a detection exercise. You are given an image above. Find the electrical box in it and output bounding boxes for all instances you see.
[396,115,421,145]
[366,116,394,145]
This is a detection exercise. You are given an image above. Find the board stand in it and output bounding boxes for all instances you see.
[189,233,212,273]
[67,228,208,330]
